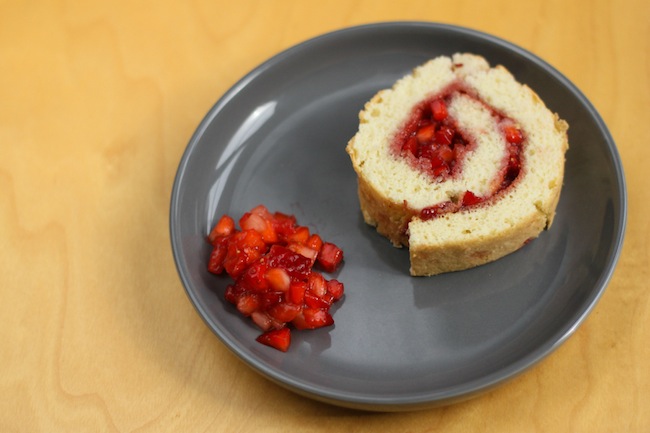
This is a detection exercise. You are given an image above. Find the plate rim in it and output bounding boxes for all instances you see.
[169,21,627,410]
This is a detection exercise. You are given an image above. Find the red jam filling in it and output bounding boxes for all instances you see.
[391,85,525,220]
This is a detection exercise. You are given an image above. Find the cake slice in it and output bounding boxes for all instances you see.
[346,53,569,276]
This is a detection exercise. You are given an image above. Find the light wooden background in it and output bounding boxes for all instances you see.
[1,0,648,431]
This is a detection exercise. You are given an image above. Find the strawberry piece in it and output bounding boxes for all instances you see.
[288,281,307,304]
[453,141,465,161]
[418,143,435,161]
[429,145,453,173]
[503,125,524,144]
[208,215,236,245]
[224,283,244,305]
[272,211,297,225]
[237,261,269,292]
[287,242,318,264]
[240,212,278,244]
[317,242,344,272]
[293,308,334,330]
[308,272,327,297]
[236,293,259,316]
[265,245,313,280]
[429,153,444,168]
[267,302,302,323]
[401,135,418,156]
[291,312,309,330]
[306,234,323,252]
[437,144,454,163]
[271,212,298,241]
[259,291,283,309]
[432,163,450,177]
[239,211,265,232]
[207,236,229,274]
[416,124,435,145]
[223,230,267,278]
[461,190,482,206]
[435,126,454,145]
[420,201,457,220]
[265,267,291,292]
[431,98,448,121]
[326,279,344,301]
[286,225,310,244]
[251,311,273,331]
[250,204,273,219]
[256,327,291,352]
[304,291,333,309]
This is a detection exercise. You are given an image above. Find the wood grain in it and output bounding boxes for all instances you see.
[1,0,648,431]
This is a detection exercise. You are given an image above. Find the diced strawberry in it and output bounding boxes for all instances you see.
[287,243,318,264]
[304,308,334,328]
[223,230,267,278]
[308,272,327,297]
[237,261,269,292]
[259,291,283,310]
[420,201,456,220]
[453,142,465,161]
[267,302,302,323]
[326,279,344,301]
[286,225,310,244]
[223,251,248,279]
[288,281,307,304]
[208,215,236,245]
[431,98,448,121]
[416,124,435,145]
[273,211,297,226]
[436,144,454,163]
[239,212,265,232]
[224,283,244,304]
[418,143,435,161]
[432,163,450,177]
[317,242,344,273]
[401,135,418,156]
[250,204,273,220]
[291,312,309,330]
[503,124,524,144]
[236,293,259,316]
[429,152,444,168]
[265,245,313,280]
[240,212,278,244]
[461,190,482,206]
[271,212,297,241]
[304,291,333,309]
[293,308,334,330]
[251,311,273,331]
[256,327,291,352]
[265,267,291,292]
[435,126,454,145]
[207,236,229,274]
[306,234,323,252]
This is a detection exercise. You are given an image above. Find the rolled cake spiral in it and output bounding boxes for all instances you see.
[346,53,569,276]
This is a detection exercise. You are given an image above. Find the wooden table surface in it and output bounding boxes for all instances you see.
[2,0,648,431]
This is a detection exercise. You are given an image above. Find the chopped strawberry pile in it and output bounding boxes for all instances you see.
[206,205,345,352]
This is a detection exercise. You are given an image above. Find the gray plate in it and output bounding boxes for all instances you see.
[170,22,626,411]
